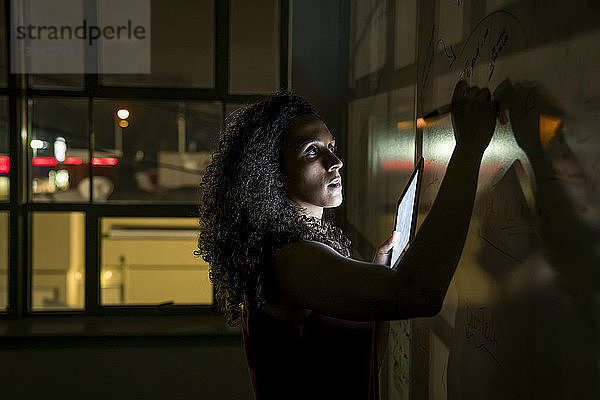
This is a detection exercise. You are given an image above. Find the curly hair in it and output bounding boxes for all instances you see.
[196,91,352,327]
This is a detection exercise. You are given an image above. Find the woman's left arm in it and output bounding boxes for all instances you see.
[375,321,390,370]
[372,233,395,370]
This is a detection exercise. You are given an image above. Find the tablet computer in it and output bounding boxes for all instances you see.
[389,157,424,268]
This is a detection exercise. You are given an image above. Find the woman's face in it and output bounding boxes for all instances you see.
[280,114,343,219]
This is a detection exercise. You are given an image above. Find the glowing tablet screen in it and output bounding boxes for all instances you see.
[390,161,422,268]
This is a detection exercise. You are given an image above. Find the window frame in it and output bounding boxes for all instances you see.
[1,0,291,320]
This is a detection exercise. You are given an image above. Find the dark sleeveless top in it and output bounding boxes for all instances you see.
[242,294,380,399]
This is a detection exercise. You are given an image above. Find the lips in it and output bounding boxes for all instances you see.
[327,177,342,188]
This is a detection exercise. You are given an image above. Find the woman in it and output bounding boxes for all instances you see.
[197,81,498,399]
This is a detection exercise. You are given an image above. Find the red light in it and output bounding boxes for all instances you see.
[381,160,433,171]
[32,157,57,167]
[0,156,8,173]
[381,160,415,171]
[64,157,83,165]
[92,157,118,166]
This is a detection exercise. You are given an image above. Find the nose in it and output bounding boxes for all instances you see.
[326,151,343,172]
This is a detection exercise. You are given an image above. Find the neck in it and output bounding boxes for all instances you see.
[296,202,323,220]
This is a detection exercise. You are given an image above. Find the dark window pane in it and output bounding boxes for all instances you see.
[100,217,212,305]
[229,0,280,94]
[349,0,386,84]
[93,99,221,202]
[394,0,416,70]
[0,96,8,201]
[31,212,85,311]
[100,0,214,88]
[15,0,85,89]
[0,0,7,87]
[0,212,7,311]
[30,98,89,202]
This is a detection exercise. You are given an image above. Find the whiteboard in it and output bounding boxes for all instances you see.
[346,0,600,398]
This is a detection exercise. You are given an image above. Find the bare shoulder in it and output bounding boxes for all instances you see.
[262,241,323,321]
[271,239,340,263]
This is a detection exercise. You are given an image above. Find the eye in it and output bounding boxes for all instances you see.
[305,146,318,159]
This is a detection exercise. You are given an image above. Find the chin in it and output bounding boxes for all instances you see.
[325,197,343,208]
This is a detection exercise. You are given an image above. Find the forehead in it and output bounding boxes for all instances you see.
[285,114,334,146]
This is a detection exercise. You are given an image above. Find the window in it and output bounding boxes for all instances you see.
[100,0,215,88]
[30,98,89,202]
[100,217,212,305]
[31,212,85,311]
[229,0,280,94]
[93,100,221,203]
[2,0,286,318]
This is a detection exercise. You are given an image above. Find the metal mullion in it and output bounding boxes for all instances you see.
[26,87,216,99]
[3,0,13,317]
[88,97,94,205]
[27,88,262,104]
[22,89,90,98]
[83,6,99,309]
[92,86,220,100]
[24,305,216,317]
[215,0,229,97]
[337,0,351,236]
[87,204,199,217]
[85,209,100,313]
[25,203,199,216]
[8,84,29,317]
[96,305,215,316]
[88,92,260,105]
[6,0,30,317]
[279,0,289,91]
[26,203,89,212]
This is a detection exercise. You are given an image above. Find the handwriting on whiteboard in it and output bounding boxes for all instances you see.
[464,298,503,368]
[440,10,528,82]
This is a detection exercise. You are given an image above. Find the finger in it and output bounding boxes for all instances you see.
[377,233,397,253]
[386,231,398,243]
[516,86,537,114]
[377,243,394,254]
[467,86,480,97]
[493,80,515,125]
[477,88,491,101]
[493,79,515,101]
[453,80,469,100]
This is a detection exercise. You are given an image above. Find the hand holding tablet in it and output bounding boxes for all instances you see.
[389,157,424,268]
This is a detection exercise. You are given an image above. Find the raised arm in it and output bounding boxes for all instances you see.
[268,81,498,321]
